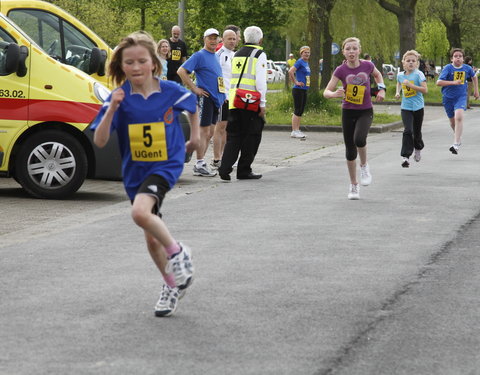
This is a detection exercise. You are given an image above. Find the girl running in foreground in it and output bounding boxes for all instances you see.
[323,37,385,200]
[91,32,200,317]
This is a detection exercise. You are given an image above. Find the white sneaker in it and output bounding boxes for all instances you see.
[154,284,180,317]
[414,149,421,162]
[165,243,194,290]
[348,183,360,200]
[193,163,217,177]
[360,163,372,186]
[290,130,306,139]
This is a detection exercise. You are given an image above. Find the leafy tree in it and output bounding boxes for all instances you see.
[416,20,449,66]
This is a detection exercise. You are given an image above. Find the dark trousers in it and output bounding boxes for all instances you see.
[401,108,424,158]
[218,109,264,177]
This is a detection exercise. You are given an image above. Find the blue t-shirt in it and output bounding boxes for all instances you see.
[293,58,311,90]
[397,69,426,111]
[181,48,226,108]
[438,63,475,99]
[90,79,196,200]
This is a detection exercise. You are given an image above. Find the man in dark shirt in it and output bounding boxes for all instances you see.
[167,25,188,83]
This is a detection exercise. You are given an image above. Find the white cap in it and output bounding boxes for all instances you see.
[204,28,220,37]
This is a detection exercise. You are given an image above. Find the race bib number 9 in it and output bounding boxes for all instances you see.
[454,71,465,84]
[306,76,310,87]
[129,122,168,162]
[171,49,182,61]
[345,84,365,105]
[402,81,417,98]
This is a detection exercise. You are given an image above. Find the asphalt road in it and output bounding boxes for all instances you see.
[1,105,480,375]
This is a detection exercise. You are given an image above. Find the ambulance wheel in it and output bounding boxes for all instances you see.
[15,130,87,199]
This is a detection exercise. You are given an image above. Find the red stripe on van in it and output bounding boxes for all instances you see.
[0,98,101,123]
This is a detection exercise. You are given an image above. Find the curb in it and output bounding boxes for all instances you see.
[264,121,403,134]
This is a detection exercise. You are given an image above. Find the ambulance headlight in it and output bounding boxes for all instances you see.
[94,82,110,103]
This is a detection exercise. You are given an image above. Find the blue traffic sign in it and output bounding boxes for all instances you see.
[331,42,340,55]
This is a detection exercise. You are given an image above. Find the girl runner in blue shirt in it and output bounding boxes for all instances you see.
[91,32,200,317]
[395,50,428,168]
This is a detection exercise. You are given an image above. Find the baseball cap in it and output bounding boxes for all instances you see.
[204,28,220,37]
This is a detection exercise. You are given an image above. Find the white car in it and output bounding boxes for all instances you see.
[266,60,280,83]
[273,62,285,81]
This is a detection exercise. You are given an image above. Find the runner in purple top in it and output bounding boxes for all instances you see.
[323,37,385,200]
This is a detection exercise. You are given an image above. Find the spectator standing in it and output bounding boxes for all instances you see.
[289,45,311,139]
[177,28,226,177]
[167,25,188,83]
[323,37,385,200]
[287,53,296,69]
[218,26,267,181]
[211,29,238,169]
[91,32,199,317]
[395,50,428,168]
[215,24,241,52]
[437,48,479,154]
[157,38,170,80]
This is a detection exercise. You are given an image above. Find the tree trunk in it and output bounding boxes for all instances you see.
[377,0,417,58]
[307,2,322,94]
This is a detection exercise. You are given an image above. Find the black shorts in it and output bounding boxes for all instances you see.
[132,174,170,217]
[198,95,219,127]
[219,100,229,122]
[292,88,307,117]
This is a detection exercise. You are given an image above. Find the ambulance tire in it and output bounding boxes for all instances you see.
[15,130,88,199]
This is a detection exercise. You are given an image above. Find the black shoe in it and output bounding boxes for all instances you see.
[401,159,409,168]
[219,173,231,182]
[237,172,262,180]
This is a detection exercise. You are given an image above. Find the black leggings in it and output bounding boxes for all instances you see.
[292,88,307,116]
[401,108,424,158]
[342,108,373,161]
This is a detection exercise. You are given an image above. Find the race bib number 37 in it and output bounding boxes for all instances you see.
[129,122,168,162]
[454,71,465,84]
[345,84,365,105]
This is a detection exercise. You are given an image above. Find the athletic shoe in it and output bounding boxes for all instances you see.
[290,130,306,139]
[210,160,221,169]
[154,284,180,317]
[402,158,410,168]
[193,163,217,177]
[449,144,460,155]
[166,243,194,290]
[414,149,421,162]
[360,163,372,186]
[348,183,360,200]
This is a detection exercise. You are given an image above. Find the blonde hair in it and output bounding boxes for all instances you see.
[299,46,310,55]
[402,50,421,69]
[342,37,361,50]
[157,38,171,59]
[109,31,161,87]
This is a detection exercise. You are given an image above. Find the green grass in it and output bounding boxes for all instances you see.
[265,79,443,126]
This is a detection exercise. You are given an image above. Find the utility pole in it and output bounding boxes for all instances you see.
[178,0,185,38]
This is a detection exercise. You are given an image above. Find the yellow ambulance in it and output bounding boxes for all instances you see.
[0,0,113,88]
[0,12,115,199]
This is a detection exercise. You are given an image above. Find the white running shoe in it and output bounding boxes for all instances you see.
[414,149,421,162]
[193,163,217,177]
[360,163,372,186]
[154,284,180,317]
[348,183,360,200]
[166,243,194,290]
[290,130,306,139]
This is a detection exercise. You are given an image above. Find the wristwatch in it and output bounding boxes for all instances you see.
[377,83,386,91]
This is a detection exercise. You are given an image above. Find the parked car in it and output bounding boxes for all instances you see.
[382,64,396,80]
[266,60,278,83]
[274,61,288,74]
[273,62,285,81]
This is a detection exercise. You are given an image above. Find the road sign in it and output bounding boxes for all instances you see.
[332,42,340,55]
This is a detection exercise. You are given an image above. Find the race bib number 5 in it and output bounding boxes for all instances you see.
[345,84,365,105]
[454,71,465,84]
[129,122,168,162]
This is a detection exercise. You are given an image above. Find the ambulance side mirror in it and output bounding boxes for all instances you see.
[88,47,105,75]
[3,43,28,77]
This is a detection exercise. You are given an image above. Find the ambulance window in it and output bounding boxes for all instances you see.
[8,9,97,67]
